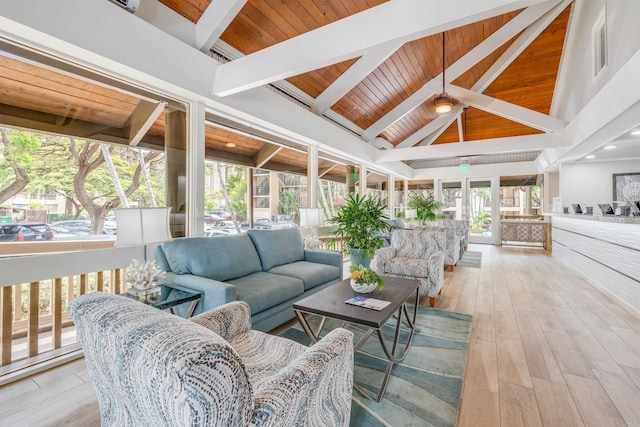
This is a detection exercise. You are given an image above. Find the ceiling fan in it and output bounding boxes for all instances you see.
[434,32,454,114]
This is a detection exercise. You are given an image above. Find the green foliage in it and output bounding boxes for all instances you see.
[226,167,247,217]
[278,188,299,218]
[349,264,385,290]
[407,193,442,224]
[329,193,391,257]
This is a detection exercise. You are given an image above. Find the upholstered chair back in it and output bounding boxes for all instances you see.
[390,229,446,259]
[68,293,254,427]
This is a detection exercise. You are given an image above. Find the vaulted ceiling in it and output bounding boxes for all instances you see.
[161,0,574,169]
[0,0,579,178]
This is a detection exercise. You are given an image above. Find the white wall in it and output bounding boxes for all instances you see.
[555,0,640,121]
[559,160,640,208]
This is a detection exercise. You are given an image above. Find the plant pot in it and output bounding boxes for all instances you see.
[349,248,371,268]
[350,279,377,294]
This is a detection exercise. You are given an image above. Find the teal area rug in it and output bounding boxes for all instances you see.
[280,307,472,427]
[457,250,482,268]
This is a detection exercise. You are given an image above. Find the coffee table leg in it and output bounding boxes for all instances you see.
[355,300,418,402]
[294,310,324,344]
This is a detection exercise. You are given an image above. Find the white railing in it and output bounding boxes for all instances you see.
[0,242,142,379]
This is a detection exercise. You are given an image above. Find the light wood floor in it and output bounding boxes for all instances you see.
[2,244,640,426]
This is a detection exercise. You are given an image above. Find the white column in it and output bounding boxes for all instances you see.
[387,174,396,217]
[359,163,368,195]
[403,179,409,210]
[307,145,319,207]
[187,101,206,237]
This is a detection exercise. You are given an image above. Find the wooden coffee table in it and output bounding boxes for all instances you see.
[293,276,420,402]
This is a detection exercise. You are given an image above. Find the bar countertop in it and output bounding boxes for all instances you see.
[544,212,640,225]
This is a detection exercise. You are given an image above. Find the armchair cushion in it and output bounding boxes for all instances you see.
[385,257,431,277]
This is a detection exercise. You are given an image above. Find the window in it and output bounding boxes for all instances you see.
[592,8,607,78]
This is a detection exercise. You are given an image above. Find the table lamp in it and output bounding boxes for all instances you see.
[404,209,418,227]
[114,207,173,261]
[299,208,325,249]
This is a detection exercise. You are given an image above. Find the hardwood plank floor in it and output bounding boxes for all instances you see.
[2,244,640,426]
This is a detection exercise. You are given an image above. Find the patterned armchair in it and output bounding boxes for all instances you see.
[374,229,446,306]
[416,226,461,271]
[68,293,354,427]
[443,219,470,258]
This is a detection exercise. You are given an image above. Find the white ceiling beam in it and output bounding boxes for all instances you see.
[377,133,571,162]
[212,0,550,96]
[196,0,247,52]
[311,41,403,115]
[400,0,571,148]
[447,85,568,133]
[362,0,561,141]
[125,100,165,146]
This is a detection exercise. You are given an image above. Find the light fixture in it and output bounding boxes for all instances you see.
[631,129,640,136]
[115,207,173,261]
[435,32,453,114]
[226,142,236,148]
[604,145,616,150]
[585,155,596,159]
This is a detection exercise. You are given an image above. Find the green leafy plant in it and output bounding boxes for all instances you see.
[349,264,385,290]
[328,193,392,258]
[407,194,443,225]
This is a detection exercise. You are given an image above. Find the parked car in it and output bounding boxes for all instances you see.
[49,225,78,240]
[271,214,296,228]
[103,216,117,234]
[52,220,91,235]
[0,223,54,242]
[253,217,273,229]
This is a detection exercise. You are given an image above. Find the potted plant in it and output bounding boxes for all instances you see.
[328,193,392,267]
[407,193,443,225]
[349,264,385,293]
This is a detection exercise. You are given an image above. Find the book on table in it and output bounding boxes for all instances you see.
[345,295,391,311]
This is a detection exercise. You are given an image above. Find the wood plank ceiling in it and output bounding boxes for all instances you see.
[0,0,573,178]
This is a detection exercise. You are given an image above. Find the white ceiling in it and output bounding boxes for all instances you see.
[575,126,640,163]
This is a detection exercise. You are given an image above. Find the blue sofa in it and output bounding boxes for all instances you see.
[155,227,343,332]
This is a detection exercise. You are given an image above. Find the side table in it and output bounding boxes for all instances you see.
[123,284,202,318]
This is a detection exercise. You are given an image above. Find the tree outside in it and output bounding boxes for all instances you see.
[0,127,165,234]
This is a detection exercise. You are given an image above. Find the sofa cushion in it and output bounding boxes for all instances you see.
[247,228,305,271]
[268,261,340,291]
[226,272,304,315]
[160,235,262,281]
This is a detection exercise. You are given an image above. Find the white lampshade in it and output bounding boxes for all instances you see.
[114,207,173,247]
[299,208,325,227]
[404,209,418,219]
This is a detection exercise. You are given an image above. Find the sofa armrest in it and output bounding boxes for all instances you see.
[159,272,237,315]
[190,301,251,341]
[303,249,343,267]
[251,328,354,427]
[374,246,396,273]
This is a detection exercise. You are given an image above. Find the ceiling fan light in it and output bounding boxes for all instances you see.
[435,93,453,113]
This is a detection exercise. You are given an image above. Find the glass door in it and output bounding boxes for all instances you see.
[467,179,494,244]
[440,181,464,221]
